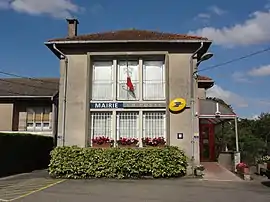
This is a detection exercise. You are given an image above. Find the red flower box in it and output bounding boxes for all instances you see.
[117,137,138,147]
[91,136,114,148]
[142,137,166,147]
[236,162,249,174]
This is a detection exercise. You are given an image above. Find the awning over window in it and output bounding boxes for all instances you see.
[199,99,236,120]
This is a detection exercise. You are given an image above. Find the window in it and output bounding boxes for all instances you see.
[26,107,51,131]
[92,61,113,100]
[90,112,113,139]
[143,61,165,100]
[117,60,139,100]
[116,112,139,139]
[143,112,166,139]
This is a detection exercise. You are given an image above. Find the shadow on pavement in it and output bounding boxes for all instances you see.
[261,180,270,187]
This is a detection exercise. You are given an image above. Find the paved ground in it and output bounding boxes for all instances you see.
[202,162,242,181]
[3,178,270,202]
[1,171,270,202]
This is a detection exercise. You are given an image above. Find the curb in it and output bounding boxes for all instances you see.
[0,173,30,181]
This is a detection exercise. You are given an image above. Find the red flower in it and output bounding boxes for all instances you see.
[142,137,166,146]
[91,136,114,145]
[117,137,139,145]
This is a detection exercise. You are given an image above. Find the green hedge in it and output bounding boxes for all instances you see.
[0,133,54,177]
[49,146,188,179]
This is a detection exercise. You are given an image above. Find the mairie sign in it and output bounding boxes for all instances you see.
[168,98,186,112]
[90,102,166,109]
[91,102,123,109]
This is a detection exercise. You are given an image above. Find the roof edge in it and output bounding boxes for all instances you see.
[0,96,54,98]
[45,39,212,45]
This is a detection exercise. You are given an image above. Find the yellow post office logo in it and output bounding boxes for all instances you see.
[169,98,186,112]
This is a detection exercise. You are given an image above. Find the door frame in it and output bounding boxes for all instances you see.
[199,123,215,162]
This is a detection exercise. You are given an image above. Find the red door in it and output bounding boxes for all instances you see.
[199,124,215,162]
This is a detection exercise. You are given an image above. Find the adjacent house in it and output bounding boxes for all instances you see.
[44,19,237,165]
[0,78,59,137]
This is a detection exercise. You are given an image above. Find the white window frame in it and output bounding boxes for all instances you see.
[90,112,113,146]
[26,107,51,132]
[92,61,114,101]
[142,61,166,101]
[116,60,139,101]
[142,111,166,139]
[116,111,140,139]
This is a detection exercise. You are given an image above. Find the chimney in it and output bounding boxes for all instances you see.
[66,18,79,37]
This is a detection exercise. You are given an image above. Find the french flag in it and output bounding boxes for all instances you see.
[126,76,135,98]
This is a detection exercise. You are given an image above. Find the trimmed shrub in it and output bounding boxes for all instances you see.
[0,133,54,177]
[49,146,188,179]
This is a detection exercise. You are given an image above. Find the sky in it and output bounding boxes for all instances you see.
[0,0,270,118]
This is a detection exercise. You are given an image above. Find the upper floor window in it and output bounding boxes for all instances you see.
[143,61,165,100]
[117,60,139,100]
[92,61,113,100]
[91,58,165,101]
[26,107,51,131]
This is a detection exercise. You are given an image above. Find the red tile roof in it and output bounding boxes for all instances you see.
[48,29,209,42]
[197,75,213,81]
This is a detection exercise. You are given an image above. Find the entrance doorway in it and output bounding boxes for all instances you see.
[199,123,215,162]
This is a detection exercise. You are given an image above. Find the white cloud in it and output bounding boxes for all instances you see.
[248,64,270,76]
[232,72,251,83]
[195,5,226,21]
[189,6,270,47]
[208,5,226,16]
[232,64,270,82]
[206,85,249,108]
[0,0,82,18]
[197,13,211,19]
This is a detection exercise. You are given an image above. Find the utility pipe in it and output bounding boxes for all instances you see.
[189,42,204,173]
[52,44,68,146]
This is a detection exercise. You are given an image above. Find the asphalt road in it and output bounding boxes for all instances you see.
[14,178,270,202]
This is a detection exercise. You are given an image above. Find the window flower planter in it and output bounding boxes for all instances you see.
[142,137,166,147]
[117,137,139,148]
[92,142,112,148]
[194,165,205,177]
[91,136,114,148]
[236,162,251,180]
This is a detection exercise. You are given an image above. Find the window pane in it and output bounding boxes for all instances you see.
[35,122,42,130]
[43,113,50,122]
[27,113,34,122]
[43,122,50,129]
[35,113,42,122]
[117,60,139,100]
[92,61,113,100]
[90,112,113,139]
[143,112,166,138]
[143,61,165,100]
[117,112,139,139]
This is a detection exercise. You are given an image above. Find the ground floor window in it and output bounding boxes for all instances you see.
[90,112,113,139]
[26,107,51,131]
[89,110,166,147]
[117,112,139,139]
[143,112,166,138]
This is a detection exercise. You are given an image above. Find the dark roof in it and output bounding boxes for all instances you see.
[0,78,59,97]
[48,29,209,42]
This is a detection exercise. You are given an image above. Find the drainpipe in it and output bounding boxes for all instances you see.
[190,42,204,173]
[52,44,68,146]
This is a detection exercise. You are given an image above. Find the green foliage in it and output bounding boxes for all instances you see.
[49,146,188,179]
[208,97,270,164]
[0,133,54,177]
[215,113,270,165]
